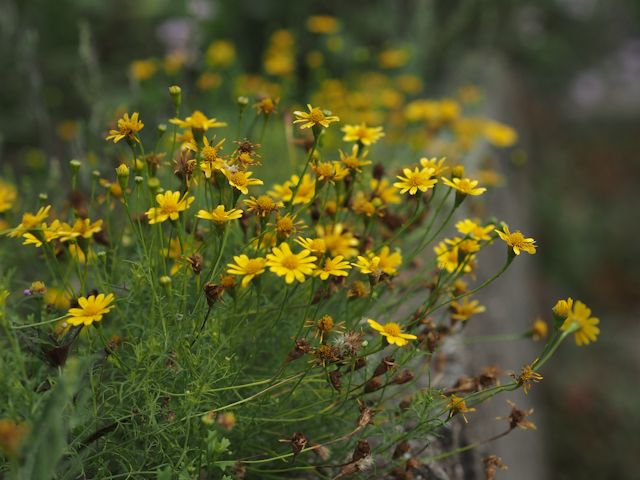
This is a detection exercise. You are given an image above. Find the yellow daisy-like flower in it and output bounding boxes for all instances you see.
[269,174,316,205]
[447,395,476,423]
[294,237,326,254]
[0,180,17,213]
[455,218,494,241]
[393,167,437,195]
[106,112,144,143]
[145,191,195,224]
[8,205,52,238]
[314,256,351,280]
[371,179,401,205]
[66,293,115,327]
[226,255,267,288]
[484,121,518,148]
[185,137,226,178]
[516,363,543,395]
[495,225,536,256]
[292,104,340,130]
[223,169,263,195]
[367,319,417,347]
[339,145,371,172]
[197,205,242,224]
[354,247,402,277]
[419,157,449,177]
[170,110,227,131]
[441,177,486,196]
[265,243,317,284]
[450,298,486,321]
[316,223,359,258]
[21,221,60,247]
[341,123,385,146]
[561,300,600,346]
[244,195,282,218]
[67,218,103,240]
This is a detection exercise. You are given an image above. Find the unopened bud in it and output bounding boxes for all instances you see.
[69,159,82,172]
[168,85,182,108]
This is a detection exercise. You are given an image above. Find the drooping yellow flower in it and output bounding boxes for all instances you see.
[170,110,227,132]
[377,246,403,275]
[455,219,494,241]
[367,319,417,347]
[0,180,17,213]
[244,195,282,218]
[57,218,103,242]
[354,247,402,278]
[394,167,437,195]
[339,145,371,172]
[314,256,351,280]
[223,169,263,195]
[227,255,267,288]
[66,293,115,327]
[434,240,474,273]
[21,221,60,248]
[265,243,317,284]
[197,205,242,224]
[447,395,476,423]
[495,226,536,256]
[316,223,359,258]
[450,298,486,321]
[441,177,486,196]
[292,104,340,130]
[8,205,52,238]
[145,191,195,224]
[106,112,144,143]
[341,123,385,146]
[561,300,600,346]
[484,121,518,148]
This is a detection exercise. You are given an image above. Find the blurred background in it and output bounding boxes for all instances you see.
[1,0,638,478]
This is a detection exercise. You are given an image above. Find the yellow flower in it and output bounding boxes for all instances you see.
[367,319,416,347]
[64,218,103,241]
[44,288,71,310]
[293,104,340,130]
[206,40,236,68]
[495,225,536,256]
[455,219,494,241]
[129,59,157,81]
[354,247,402,277]
[394,167,437,195]
[185,137,226,178]
[561,300,600,346]
[269,174,315,205]
[451,298,486,321]
[306,15,339,34]
[244,195,282,217]
[223,169,263,195]
[294,237,326,255]
[315,256,351,280]
[265,243,317,284]
[145,191,195,224]
[531,318,548,341]
[339,145,371,172]
[419,157,449,177]
[441,177,486,196]
[170,110,227,132]
[515,363,543,395]
[316,223,359,258]
[446,395,476,423]
[197,205,242,224]
[227,255,267,287]
[253,97,279,115]
[371,179,401,205]
[552,297,573,318]
[273,213,305,239]
[0,180,17,213]
[341,123,385,146]
[106,112,144,143]
[8,205,52,238]
[484,121,518,148]
[66,293,115,327]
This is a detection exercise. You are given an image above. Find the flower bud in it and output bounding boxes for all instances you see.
[452,164,465,179]
[168,85,182,108]
[92,170,101,179]
[69,159,82,172]
[134,175,144,185]
[147,177,161,193]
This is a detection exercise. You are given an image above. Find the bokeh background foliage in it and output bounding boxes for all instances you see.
[1,0,639,478]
